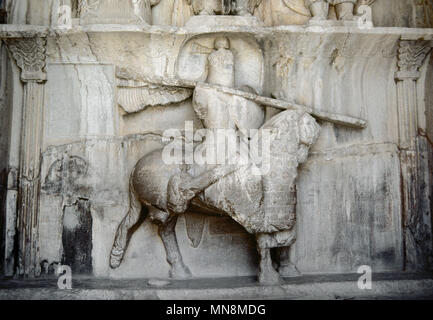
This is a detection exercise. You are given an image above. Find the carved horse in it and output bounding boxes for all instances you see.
[109,109,320,284]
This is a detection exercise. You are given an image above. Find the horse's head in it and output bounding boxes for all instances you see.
[258,109,321,166]
[297,111,321,163]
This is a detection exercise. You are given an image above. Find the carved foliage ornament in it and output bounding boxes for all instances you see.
[115,69,194,113]
[6,37,47,82]
[396,40,433,79]
[117,78,193,113]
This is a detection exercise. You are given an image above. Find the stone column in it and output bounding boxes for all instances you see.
[5,37,47,277]
[395,38,432,271]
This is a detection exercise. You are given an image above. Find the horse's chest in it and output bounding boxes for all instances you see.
[201,167,297,234]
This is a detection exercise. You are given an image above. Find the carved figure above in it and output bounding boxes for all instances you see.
[186,0,261,16]
[305,0,357,21]
[233,0,262,16]
[255,0,311,26]
[250,0,374,26]
[78,0,161,25]
[186,0,227,16]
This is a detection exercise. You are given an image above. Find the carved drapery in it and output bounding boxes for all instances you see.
[395,39,433,271]
[5,37,47,277]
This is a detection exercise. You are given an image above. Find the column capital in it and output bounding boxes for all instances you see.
[395,39,433,81]
[5,37,47,82]
[395,40,433,81]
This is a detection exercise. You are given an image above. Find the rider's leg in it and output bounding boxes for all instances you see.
[167,165,238,214]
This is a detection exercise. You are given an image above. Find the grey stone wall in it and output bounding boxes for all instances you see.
[0,0,432,280]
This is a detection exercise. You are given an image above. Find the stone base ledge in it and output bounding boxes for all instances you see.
[1,24,433,39]
[0,273,432,300]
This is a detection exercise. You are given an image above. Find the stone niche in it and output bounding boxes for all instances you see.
[176,35,264,94]
[0,0,432,293]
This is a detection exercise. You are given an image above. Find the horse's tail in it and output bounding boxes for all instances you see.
[110,173,148,269]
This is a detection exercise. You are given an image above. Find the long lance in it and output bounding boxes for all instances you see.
[195,82,367,129]
[116,72,368,129]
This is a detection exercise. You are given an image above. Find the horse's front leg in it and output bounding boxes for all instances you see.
[276,229,301,277]
[256,234,282,285]
[278,246,301,277]
[158,215,192,279]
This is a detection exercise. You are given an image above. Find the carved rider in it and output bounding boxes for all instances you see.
[305,0,357,20]
[206,37,235,88]
[167,37,265,215]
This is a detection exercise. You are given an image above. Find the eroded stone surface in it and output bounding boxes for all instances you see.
[0,0,432,295]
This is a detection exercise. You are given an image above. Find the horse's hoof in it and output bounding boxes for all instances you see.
[278,263,301,278]
[258,270,283,286]
[170,264,192,280]
[110,256,121,269]
[109,250,123,269]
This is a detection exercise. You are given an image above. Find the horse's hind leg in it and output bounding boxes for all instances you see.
[110,180,146,269]
[158,215,192,279]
